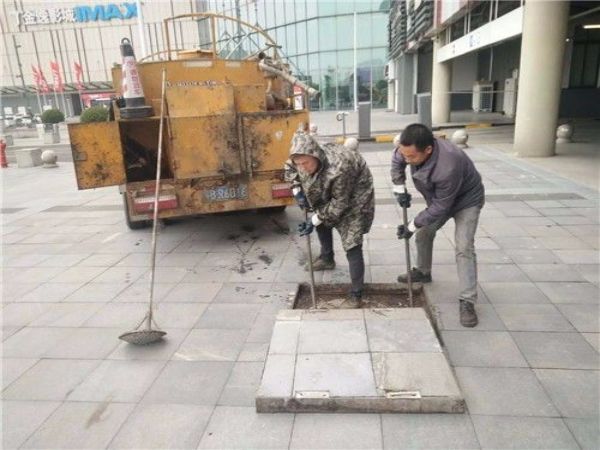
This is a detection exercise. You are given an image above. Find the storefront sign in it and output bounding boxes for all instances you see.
[19,3,137,26]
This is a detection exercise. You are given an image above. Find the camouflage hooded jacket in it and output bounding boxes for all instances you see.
[284,133,375,251]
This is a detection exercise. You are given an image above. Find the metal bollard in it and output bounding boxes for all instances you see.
[336,111,349,139]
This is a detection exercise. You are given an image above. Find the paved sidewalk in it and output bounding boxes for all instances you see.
[2,137,599,448]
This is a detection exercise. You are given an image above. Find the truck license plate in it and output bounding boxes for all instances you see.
[204,184,248,202]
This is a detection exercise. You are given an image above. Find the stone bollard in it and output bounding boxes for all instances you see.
[556,123,573,144]
[451,129,469,148]
[41,149,58,168]
[16,147,42,168]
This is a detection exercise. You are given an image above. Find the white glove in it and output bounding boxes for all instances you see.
[407,220,417,232]
[392,184,406,194]
[311,214,323,226]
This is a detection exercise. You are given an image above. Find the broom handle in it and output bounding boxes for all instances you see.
[147,68,167,329]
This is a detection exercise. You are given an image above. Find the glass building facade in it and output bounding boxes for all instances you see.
[204,0,391,110]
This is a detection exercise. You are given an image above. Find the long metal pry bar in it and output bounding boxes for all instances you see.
[401,185,414,307]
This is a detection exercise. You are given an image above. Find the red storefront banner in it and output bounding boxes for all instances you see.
[50,60,64,93]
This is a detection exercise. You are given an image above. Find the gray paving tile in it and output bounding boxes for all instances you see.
[108,328,190,360]
[556,304,600,332]
[267,321,300,354]
[442,331,527,367]
[494,304,576,332]
[299,319,369,354]
[582,333,600,352]
[2,358,38,389]
[143,361,233,405]
[1,302,53,327]
[2,400,61,449]
[479,282,550,304]
[213,282,275,303]
[554,250,599,265]
[256,354,295,398]
[238,342,269,361]
[198,406,293,449]
[505,248,561,264]
[534,369,600,418]
[21,401,135,449]
[381,414,479,449]
[520,263,588,282]
[48,266,108,284]
[477,264,529,282]
[294,353,378,397]
[454,367,558,416]
[78,253,126,267]
[19,282,84,302]
[108,403,212,449]
[492,236,544,250]
[513,331,600,369]
[30,303,105,327]
[218,361,264,406]
[194,303,261,329]
[366,318,441,353]
[424,281,489,304]
[161,282,222,302]
[537,235,591,250]
[291,414,383,450]
[42,327,122,359]
[523,225,573,238]
[246,313,278,343]
[471,415,579,449]
[64,282,128,302]
[431,303,505,330]
[2,327,75,358]
[573,264,600,285]
[113,281,175,303]
[173,328,247,361]
[536,281,599,304]
[68,360,165,402]
[564,418,600,450]
[3,359,100,401]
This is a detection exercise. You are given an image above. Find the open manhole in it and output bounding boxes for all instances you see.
[257,282,464,414]
[293,283,426,309]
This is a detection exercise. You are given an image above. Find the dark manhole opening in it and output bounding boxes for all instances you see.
[293,283,426,310]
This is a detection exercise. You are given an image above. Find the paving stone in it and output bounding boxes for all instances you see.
[366,318,441,353]
[198,406,294,449]
[424,281,489,304]
[431,303,505,330]
[454,367,558,416]
[298,319,368,354]
[536,282,599,304]
[213,282,274,303]
[1,302,54,327]
[173,328,247,361]
[480,282,550,304]
[108,328,190,361]
[512,331,599,369]
[3,359,100,401]
[3,267,67,284]
[87,302,208,329]
[256,354,295,399]
[573,264,600,285]
[108,403,212,449]
[2,327,75,358]
[471,415,579,449]
[492,236,544,249]
[143,361,233,405]
[181,265,233,282]
[77,253,126,267]
[381,414,479,449]
[2,358,38,389]
[267,321,301,354]
[113,282,175,303]
[42,327,122,359]
[68,360,165,402]
[553,249,599,265]
[218,361,264,406]
[48,266,108,284]
[373,352,462,398]
[246,313,278,343]
[523,225,573,238]
[294,353,378,397]
[520,264,587,282]
[555,304,600,332]
[194,303,261,329]
[581,333,600,352]
[494,304,576,332]
[291,414,383,450]
[30,303,105,328]
[161,282,222,302]
[505,249,561,264]
[2,401,61,449]
[19,282,84,302]
[442,331,527,367]
[477,264,529,282]
[534,369,600,418]
[564,418,600,450]
[537,235,590,250]
[21,401,135,449]
[237,342,269,361]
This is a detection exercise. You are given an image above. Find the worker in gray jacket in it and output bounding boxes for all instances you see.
[392,124,484,327]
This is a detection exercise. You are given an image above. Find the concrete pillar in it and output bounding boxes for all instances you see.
[431,35,451,125]
[395,55,415,114]
[514,0,569,157]
[388,80,395,111]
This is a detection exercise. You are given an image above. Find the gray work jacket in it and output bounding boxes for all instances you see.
[391,138,485,228]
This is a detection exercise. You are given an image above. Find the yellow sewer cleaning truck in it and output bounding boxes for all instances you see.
[68,13,317,229]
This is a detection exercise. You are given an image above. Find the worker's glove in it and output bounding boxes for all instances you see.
[392,185,412,208]
[292,186,309,210]
[397,224,414,240]
[297,220,314,236]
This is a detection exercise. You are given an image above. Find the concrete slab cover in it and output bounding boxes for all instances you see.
[256,308,465,413]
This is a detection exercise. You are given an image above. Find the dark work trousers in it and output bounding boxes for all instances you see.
[316,224,365,295]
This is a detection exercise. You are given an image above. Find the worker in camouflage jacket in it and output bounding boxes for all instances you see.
[284,132,375,306]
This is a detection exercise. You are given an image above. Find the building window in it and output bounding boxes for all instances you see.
[570,42,600,88]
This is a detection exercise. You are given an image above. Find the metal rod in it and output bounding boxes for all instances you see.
[305,210,317,309]
[401,185,413,307]
[147,67,167,329]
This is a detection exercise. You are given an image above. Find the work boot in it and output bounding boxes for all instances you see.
[397,268,432,284]
[340,291,362,309]
[309,257,336,271]
[459,300,478,328]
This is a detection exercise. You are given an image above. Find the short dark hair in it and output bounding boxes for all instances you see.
[400,123,434,151]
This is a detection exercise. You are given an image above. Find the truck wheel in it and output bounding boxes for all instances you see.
[123,194,151,230]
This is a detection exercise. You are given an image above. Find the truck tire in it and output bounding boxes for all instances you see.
[123,194,151,230]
